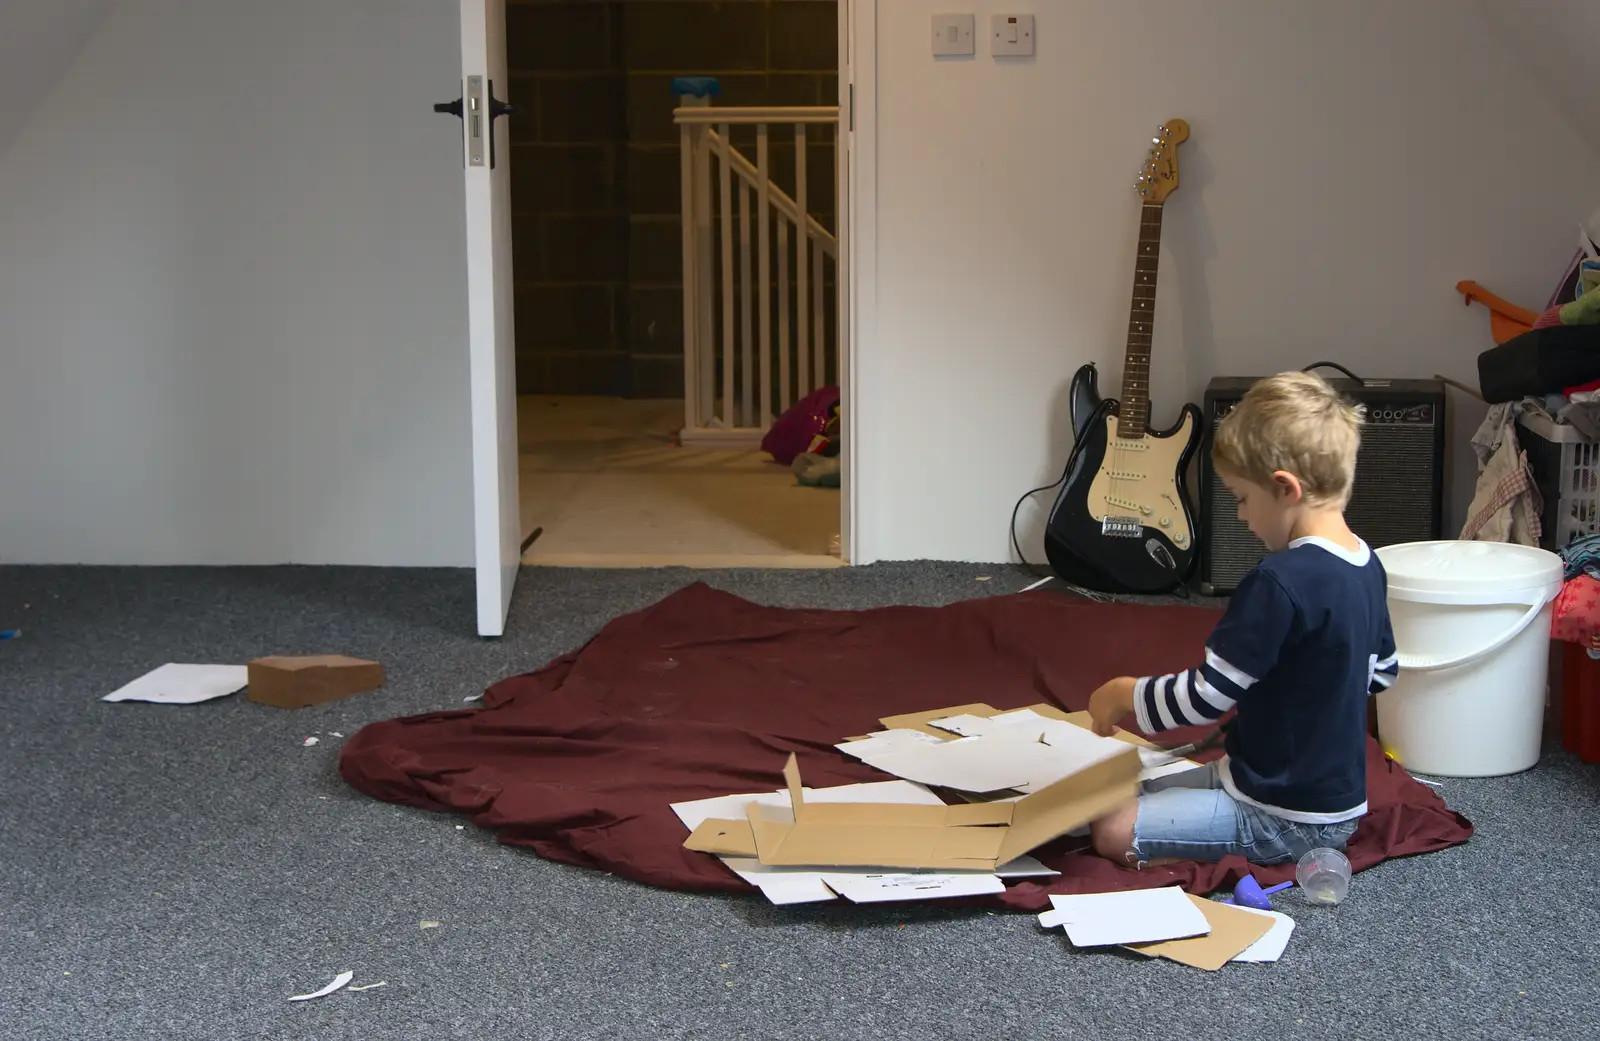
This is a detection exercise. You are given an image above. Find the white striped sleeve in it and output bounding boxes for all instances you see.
[1134,665,1240,733]
[1368,616,1399,695]
[1133,676,1155,733]
[1368,651,1399,694]
[1132,569,1291,733]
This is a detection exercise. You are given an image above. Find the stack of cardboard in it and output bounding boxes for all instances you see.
[675,702,1295,967]
[1037,887,1288,969]
[683,703,1151,874]
[677,703,1182,902]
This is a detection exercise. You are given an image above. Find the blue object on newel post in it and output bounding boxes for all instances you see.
[672,76,721,99]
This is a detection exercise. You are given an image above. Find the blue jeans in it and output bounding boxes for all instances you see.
[1131,761,1361,866]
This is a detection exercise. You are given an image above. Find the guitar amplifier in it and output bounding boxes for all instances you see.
[1199,376,1446,595]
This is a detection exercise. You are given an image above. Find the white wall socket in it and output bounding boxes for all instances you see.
[932,14,976,57]
[992,14,1035,57]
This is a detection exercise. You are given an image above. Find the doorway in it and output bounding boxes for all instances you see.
[505,1,846,568]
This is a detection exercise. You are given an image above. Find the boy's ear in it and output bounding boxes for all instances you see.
[1271,470,1304,503]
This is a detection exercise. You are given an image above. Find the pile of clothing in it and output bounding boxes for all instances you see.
[760,386,842,488]
[1552,535,1600,656]
[1461,219,1600,546]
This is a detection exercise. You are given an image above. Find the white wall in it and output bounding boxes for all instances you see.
[0,0,473,566]
[855,0,1600,563]
[0,0,115,158]
[1475,0,1600,151]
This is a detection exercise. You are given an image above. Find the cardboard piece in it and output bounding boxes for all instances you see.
[1126,893,1277,970]
[685,818,761,857]
[844,704,1196,794]
[878,703,1001,736]
[691,748,1141,871]
[247,655,385,709]
[672,780,1060,905]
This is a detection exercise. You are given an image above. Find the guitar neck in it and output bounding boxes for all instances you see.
[1120,201,1164,438]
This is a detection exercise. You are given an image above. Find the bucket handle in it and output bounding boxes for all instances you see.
[1395,597,1550,673]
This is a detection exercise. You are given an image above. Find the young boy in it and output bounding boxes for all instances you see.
[1086,370,1397,867]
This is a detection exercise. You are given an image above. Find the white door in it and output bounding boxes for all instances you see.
[836,0,857,564]
[450,0,519,636]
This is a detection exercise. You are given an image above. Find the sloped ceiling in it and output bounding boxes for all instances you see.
[1475,0,1600,159]
[0,0,117,158]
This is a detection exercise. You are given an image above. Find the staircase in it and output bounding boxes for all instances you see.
[674,79,841,445]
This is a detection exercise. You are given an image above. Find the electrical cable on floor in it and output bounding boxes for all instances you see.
[1008,399,1118,603]
[1007,394,1206,603]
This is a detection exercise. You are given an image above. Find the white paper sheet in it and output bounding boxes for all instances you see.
[846,708,1162,795]
[994,856,1058,878]
[932,709,1200,785]
[1045,886,1211,947]
[926,708,1050,737]
[670,790,772,831]
[720,858,840,904]
[833,728,944,757]
[288,970,354,1001]
[838,731,1035,793]
[1230,907,1296,962]
[103,663,249,705]
[820,872,1007,903]
[987,708,1051,726]
[858,722,1135,795]
[926,713,1001,737]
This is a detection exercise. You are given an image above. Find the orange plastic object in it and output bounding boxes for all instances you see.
[1456,280,1537,345]
[1562,642,1600,763]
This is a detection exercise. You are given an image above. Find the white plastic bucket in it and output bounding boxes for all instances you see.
[1375,540,1563,777]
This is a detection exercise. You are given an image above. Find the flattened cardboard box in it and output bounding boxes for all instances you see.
[881,702,1160,752]
[1127,893,1276,971]
[685,747,1141,872]
[247,655,385,709]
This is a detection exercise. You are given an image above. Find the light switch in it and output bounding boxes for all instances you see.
[992,14,1035,57]
[931,14,975,57]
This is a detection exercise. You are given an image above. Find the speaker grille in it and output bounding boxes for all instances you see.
[1202,386,1443,592]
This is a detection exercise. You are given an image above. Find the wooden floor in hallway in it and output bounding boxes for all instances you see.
[518,396,842,568]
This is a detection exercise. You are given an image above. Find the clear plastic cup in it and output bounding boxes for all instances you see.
[1296,847,1352,906]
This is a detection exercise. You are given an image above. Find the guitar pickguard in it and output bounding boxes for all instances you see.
[1083,413,1196,552]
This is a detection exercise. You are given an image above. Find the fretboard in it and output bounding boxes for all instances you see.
[1120,202,1164,439]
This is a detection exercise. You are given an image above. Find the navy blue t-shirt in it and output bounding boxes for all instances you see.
[1133,536,1397,823]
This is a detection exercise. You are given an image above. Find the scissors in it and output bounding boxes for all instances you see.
[1141,720,1232,769]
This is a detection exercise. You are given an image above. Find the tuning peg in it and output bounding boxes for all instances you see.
[1152,137,1161,144]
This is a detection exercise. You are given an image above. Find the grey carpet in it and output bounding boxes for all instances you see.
[2,563,1597,1041]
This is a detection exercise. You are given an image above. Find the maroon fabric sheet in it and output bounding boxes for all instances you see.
[340,583,1473,908]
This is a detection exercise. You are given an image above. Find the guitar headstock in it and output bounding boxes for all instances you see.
[1135,118,1189,204]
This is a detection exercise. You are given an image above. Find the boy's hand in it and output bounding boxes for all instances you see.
[1087,677,1137,736]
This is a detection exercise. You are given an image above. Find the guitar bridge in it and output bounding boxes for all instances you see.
[1101,515,1143,538]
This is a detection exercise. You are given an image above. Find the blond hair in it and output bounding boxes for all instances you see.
[1211,371,1363,507]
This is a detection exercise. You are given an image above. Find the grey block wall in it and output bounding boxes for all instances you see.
[508,0,838,398]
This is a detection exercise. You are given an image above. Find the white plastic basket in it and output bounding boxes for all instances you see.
[1518,410,1600,547]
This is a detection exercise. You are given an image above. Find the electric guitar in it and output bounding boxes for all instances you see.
[1043,119,1203,595]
